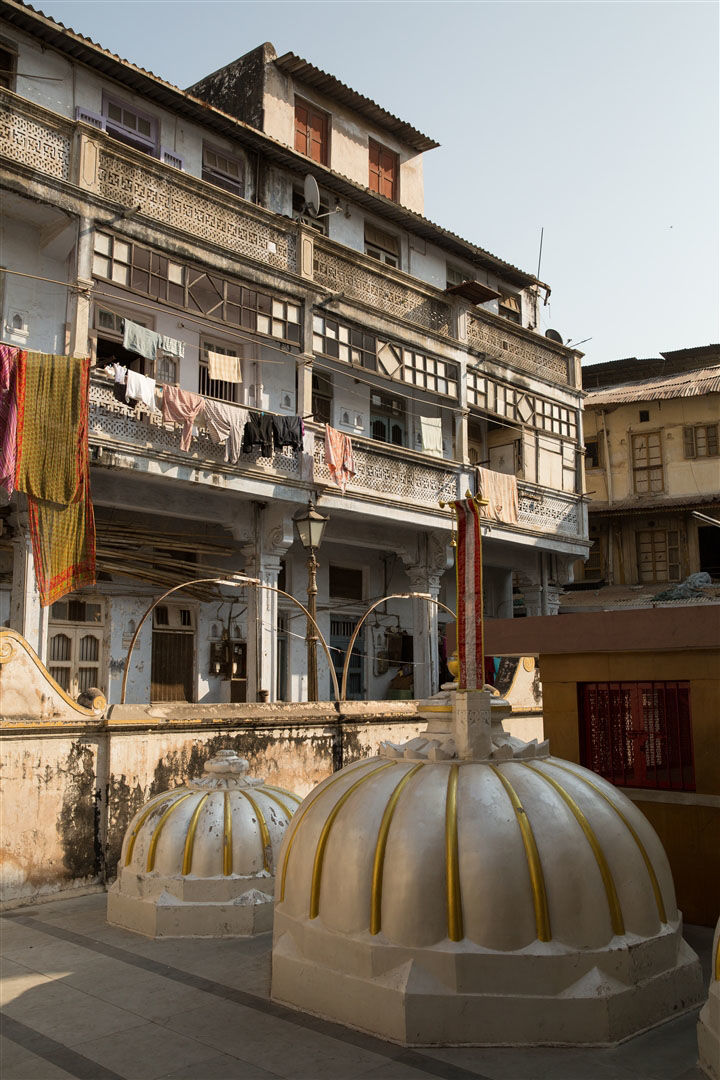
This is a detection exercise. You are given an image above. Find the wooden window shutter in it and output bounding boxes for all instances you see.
[683,426,696,458]
[707,424,719,456]
[294,102,309,155]
[369,140,397,200]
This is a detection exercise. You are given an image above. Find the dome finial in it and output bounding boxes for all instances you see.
[204,749,250,776]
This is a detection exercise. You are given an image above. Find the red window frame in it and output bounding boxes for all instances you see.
[369,139,398,201]
[294,98,329,165]
[579,681,695,791]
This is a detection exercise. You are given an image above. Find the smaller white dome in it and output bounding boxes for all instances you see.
[698,917,720,1078]
[108,750,300,937]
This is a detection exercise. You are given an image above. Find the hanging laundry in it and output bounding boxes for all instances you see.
[112,363,128,404]
[126,370,158,412]
[0,344,20,487]
[203,400,249,464]
[14,352,95,606]
[161,385,206,452]
[207,350,242,384]
[160,334,185,360]
[242,411,274,457]
[272,415,303,452]
[0,343,22,497]
[123,319,161,362]
[420,416,444,457]
[325,424,355,494]
[477,465,519,525]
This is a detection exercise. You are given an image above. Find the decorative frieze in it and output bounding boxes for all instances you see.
[517,482,581,537]
[468,314,570,385]
[96,150,297,273]
[314,246,452,338]
[0,98,70,181]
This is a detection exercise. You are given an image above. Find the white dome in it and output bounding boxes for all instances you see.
[698,917,720,1078]
[108,750,300,937]
[272,689,703,1046]
[278,755,675,950]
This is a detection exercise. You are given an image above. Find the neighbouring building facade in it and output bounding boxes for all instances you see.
[570,346,720,606]
[0,1,588,705]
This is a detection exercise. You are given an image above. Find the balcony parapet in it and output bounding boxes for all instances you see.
[516,481,584,539]
[0,90,578,391]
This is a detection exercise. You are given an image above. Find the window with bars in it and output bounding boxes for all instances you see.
[311,371,333,425]
[199,341,241,403]
[104,97,158,156]
[579,681,694,791]
[636,528,680,583]
[632,432,663,494]
[92,232,302,346]
[369,139,398,201]
[683,424,719,459]
[202,144,244,196]
[371,390,406,446]
[294,98,329,164]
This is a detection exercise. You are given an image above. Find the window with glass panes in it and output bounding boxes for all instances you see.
[636,529,680,582]
[92,232,301,345]
[313,315,377,369]
[0,42,17,90]
[48,599,104,695]
[103,98,157,155]
[632,432,664,494]
[199,341,240,404]
[401,349,458,398]
[683,424,719,459]
[202,145,244,196]
[467,369,577,440]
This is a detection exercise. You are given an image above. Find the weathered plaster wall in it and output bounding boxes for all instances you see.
[1,705,423,908]
[1,212,73,353]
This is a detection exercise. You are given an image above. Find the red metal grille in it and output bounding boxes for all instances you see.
[579,681,694,791]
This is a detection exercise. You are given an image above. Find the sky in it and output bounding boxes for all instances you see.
[29,0,719,366]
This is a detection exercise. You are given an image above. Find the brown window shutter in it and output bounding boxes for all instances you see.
[707,424,719,456]
[683,426,696,458]
[294,103,308,154]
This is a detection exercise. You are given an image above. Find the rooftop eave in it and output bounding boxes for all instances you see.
[0,1,540,288]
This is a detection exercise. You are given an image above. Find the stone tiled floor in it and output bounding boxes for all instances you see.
[0,894,712,1080]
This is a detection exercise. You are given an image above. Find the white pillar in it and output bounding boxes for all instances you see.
[406,567,441,700]
[243,552,282,702]
[10,514,48,662]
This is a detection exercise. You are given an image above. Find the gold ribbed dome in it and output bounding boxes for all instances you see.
[108,750,300,938]
[271,689,703,1046]
[120,750,300,880]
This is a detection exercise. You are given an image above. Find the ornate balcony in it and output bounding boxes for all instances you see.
[517,481,584,539]
[88,378,463,510]
[0,90,578,391]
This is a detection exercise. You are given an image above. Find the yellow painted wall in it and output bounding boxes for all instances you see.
[584,393,720,505]
[540,648,720,926]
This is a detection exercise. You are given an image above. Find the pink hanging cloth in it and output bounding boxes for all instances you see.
[0,344,22,496]
[161,385,206,452]
[324,424,356,494]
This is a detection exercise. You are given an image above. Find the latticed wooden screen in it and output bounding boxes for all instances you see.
[579,681,694,791]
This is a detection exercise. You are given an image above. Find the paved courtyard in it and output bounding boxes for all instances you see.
[0,893,712,1080]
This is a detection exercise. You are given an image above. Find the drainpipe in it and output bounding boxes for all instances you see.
[599,410,614,583]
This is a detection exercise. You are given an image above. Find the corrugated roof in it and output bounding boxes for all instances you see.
[588,493,720,516]
[585,365,720,405]
[274,52,439,153]
[0,1,542,290]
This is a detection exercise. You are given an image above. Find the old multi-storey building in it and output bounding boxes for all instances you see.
[571,345,720,605]
[0,1,588,704]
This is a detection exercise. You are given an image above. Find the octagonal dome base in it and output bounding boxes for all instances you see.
[108,875,274,939]
[698,919,720,1079]
[272,913,701,1046]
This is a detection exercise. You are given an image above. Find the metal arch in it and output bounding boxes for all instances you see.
[120,575,339,704]
[339,593,456,702]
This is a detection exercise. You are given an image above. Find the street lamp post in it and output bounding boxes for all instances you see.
[293,501,329,701]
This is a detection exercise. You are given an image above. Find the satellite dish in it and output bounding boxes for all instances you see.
[545,328,563,344]
[304,174,321,217]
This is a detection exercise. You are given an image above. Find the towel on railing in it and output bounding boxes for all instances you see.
[325,424,355,494]
[162,385,206,452]
[126,370,158,412]
[203,400,249,464]
[207,350,242,384]
[477,466,519,524]
[420,416,443,457]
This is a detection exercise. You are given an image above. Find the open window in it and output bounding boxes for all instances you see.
[370,389,405,446]
[0,39,17,91]
[364,223,400,267]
